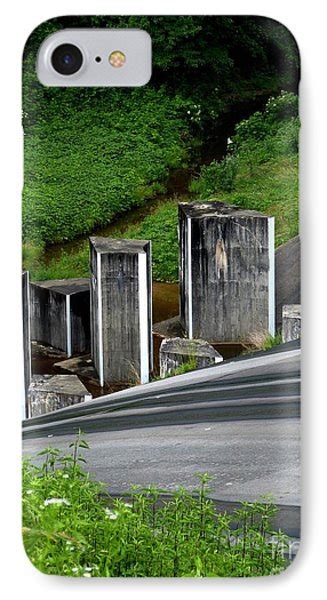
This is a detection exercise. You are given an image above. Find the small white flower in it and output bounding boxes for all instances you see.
[83,573,92,578]
[26,490,33,495]
[44,498,71,506]
[72,567,78,573]
[104,507,118,520]
[84,567,93,572]
[62,474,69,479]
[124,502,133,508]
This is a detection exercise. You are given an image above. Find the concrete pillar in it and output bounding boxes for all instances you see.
[30,278,90,356]
[22,271,32,418]
[282,304,301,343]
[90,237,152,386]
[275,236,300,330]
[27,374,92,418]
[160,337,223,378]
[179,202,275,342]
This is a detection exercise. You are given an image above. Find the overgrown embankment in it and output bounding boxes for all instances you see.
[24,93,299,283]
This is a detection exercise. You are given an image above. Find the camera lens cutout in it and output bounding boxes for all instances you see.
[51,44,83,75]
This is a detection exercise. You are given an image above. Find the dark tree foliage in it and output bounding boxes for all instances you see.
[23,15,299,127]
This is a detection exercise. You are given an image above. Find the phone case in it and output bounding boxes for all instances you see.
[22,15,300,577]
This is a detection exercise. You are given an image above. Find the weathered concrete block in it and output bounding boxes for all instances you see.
[159,337,223,378]
[282,304,301,343]
[179,202,275,342]
[90,237,152,386]
[27,374,92,417]
[30,278,90,357]
[275,236,301,330]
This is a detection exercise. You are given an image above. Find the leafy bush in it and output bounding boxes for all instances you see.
[23,88,187,244]
[23,433,290,577]
[233,91,299,164]
[190,155,238,197]
[188,92,299,248]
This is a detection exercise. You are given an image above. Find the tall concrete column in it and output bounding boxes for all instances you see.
[90,237,152,386]
[179,202,275,342]
[22,271,32,418]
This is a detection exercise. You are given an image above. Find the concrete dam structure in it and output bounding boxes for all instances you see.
[179,202,275,342]
[90,237,153,386]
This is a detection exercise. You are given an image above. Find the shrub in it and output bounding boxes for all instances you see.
[190,155,238,197]
[23,433,290,577]
[23,88,188,244]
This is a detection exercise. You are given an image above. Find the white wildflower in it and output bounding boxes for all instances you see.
[83,573,92,578]
[26,490,33,495]
[84,567,93,572]
[44,498,70,506]
[62,474,69,479]
[104,507,118,520]
[72,567,78,573]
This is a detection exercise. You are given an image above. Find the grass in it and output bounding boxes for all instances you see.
[23,432,290,577]
[243,331,283,353]
[167,357,198,377]
[23,199,181,283]
[215,155,299,247]
[23,153,298,284]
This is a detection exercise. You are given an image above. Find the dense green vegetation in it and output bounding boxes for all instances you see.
[23,433,290,577]
[23,16,299,248]
[190,91,299,246]
[23,89,187,244]
[24,92,299,283]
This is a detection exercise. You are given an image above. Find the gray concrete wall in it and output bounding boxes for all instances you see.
[30,279,90,356]
[90,237,152,386]
[179,202,274,342]
[22,271,32,417]
[275,236,300,330]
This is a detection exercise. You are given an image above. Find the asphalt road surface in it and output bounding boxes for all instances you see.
[23,341,301,536]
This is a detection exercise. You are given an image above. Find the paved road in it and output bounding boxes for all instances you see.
[23,342,301,529]
[24,418,300,505]
[23,342,300,436]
